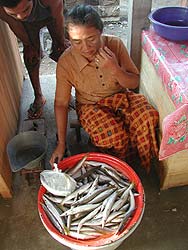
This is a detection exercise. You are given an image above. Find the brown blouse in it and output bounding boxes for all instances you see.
[56,35,139,104]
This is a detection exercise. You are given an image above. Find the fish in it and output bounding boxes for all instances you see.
[75,165,101,182]
[43,193,64,204]
[100,166,130,187]
[112,182,134,213]
[93,210,124,222]
[40,158,139,240]
[116,189,136,234]
[102,191,118,228]
[71,211,89,222]
[87,176,99,195]
[72,186,110,206]
[66,214,72,230]
[88,161,130,182]
[43,195,69,235]
[68,231,100,240]
[60,203,101,217]
[88,225,115,234]
[41,203,64,233]
[89,187,117,204]
[100,195,111,212]
[66,153,89,177]
[96,169,120,188]
[61,182,93,205]
[77,206,101,233]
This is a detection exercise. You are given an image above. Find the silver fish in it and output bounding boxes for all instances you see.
[62,182,93,205]
[41,203,63,234]
[88,176,99,195]
[70,226,97,232]
[77,206,101,233]
[66,153,89,177]
[88,225,115,234]
[102,191,118,228]
[61,203,100,217]
[41,158,138,240]
[99,163,129,182]
[75,167,99,183]
[72,186,110,206]
[89,187,117,204]
[94,210,124,222]
[116,189,136,234]
[68,231,99,240]
[121,182,134,199]
[100,166,129,187]
[43,196,69,235]
[43,193,64,204]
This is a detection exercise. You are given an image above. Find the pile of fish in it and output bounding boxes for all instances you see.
[40,154,139,240]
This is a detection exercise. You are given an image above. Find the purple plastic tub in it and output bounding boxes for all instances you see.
[148,6,188,41]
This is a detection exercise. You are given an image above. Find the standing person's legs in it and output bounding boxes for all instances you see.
[23,22,46,119]
[0,11,45,119]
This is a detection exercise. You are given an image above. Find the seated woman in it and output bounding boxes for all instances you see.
[50,4,159,172]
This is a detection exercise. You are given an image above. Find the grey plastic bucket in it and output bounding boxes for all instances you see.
[7,131,48,172]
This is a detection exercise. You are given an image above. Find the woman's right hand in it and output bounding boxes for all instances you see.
[49,142,65,167]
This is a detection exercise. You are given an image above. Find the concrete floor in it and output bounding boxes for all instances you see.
[0,75,188,250]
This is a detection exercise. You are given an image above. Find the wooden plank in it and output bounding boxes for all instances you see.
[0,148,12,198]
[0,20,23,198]
[0,176,12,198]
[161,175,188,190]
[0,22,23,113]
[127,0,152,70]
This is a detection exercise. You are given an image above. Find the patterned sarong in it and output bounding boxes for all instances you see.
[77,91,159,172]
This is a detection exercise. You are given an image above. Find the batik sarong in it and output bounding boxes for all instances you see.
[76,91,159,172]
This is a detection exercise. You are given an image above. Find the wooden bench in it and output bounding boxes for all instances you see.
[70,118,82,142]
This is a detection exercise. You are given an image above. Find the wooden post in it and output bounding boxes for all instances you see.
[127,0,152,70]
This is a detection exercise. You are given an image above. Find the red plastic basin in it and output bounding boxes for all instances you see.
[38,153,145,249]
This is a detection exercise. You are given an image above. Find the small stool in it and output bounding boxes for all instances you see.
[70,118,82,142]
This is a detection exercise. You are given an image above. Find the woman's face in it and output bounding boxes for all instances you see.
[4,0,33,21]
[68,24,102,62]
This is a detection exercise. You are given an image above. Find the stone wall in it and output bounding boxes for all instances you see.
[65,0,120,21]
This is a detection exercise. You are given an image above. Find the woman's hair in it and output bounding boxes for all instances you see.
[66,4,103,32]
[0,0,23,8]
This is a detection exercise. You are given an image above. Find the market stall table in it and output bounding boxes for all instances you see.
[140,28,188,189]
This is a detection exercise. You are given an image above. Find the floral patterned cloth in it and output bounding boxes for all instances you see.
[142,28,188,160]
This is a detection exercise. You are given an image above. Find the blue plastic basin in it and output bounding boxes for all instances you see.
[148,7,188,41]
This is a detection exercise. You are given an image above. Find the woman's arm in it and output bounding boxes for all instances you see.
[49,54,72,166]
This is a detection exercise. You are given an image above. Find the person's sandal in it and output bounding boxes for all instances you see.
[27,99,46,119]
